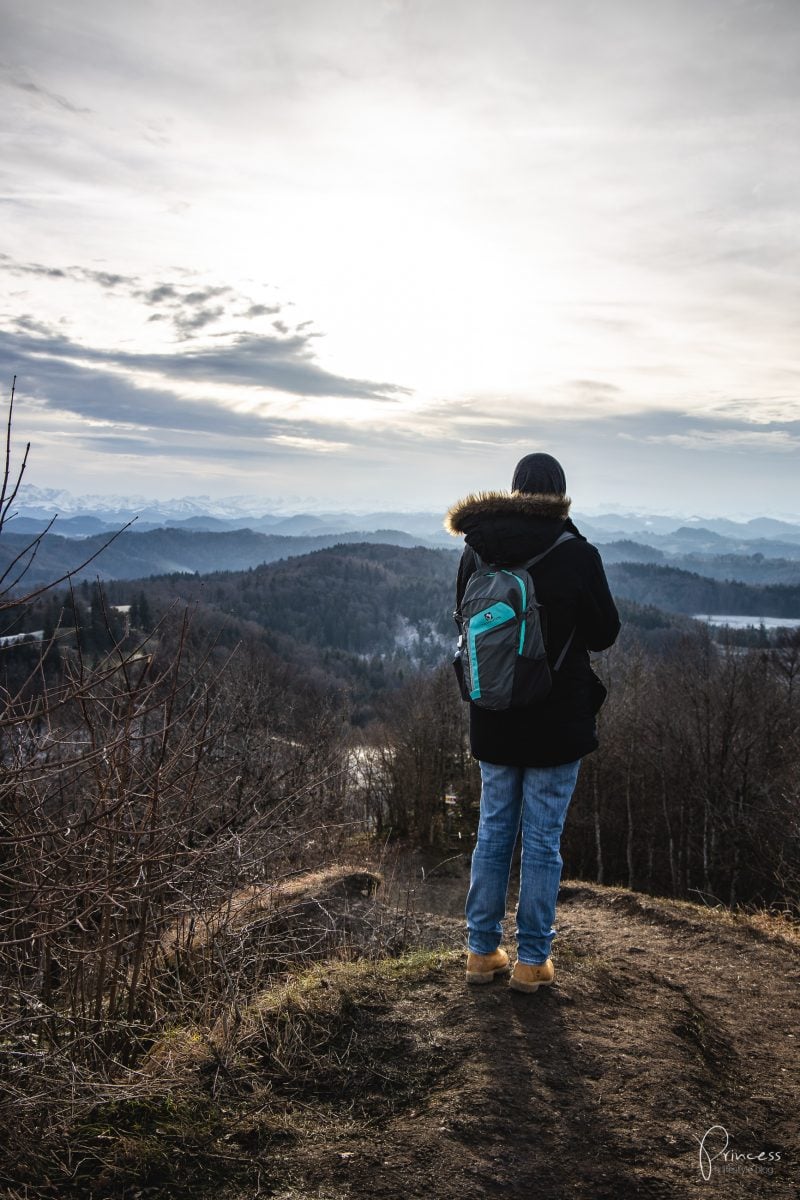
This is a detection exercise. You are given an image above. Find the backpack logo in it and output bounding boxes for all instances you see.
[452,533,575,711]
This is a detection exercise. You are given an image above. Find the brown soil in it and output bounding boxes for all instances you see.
[33,866,798,1199]
[259,868,799,1200]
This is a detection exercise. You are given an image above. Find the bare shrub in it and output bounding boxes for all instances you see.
[564,631,800,913]
[357,664,477,846]
[0,385,363,1188]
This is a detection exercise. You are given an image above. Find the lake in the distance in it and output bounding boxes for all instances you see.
[694,614,800,630]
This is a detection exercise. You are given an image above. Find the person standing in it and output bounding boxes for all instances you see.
[445,453,620,992]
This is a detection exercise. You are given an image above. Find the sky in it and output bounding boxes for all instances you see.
[1,0,799,517]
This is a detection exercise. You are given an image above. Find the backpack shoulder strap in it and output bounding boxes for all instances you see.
[522,530,576,571]
[468,530,575,576]
[553,628,576,671]
[523,531,578,671]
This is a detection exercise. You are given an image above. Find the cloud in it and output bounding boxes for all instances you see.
[2,324,405,401]
[63,429,352,462]
[6,362,375,476]
[705,397,800,424]
[0,254,136,289]
[0,255,67,280]
[138,283,230,307]
[1,256,243,337]
[415,397,800,472]
[0,252,406,398]
[1,253,326,347]
[139,284,179,304]
[3,72,91,115]
[135,282,234,338]
[2,0,800,517]
[242,303,281,319]
[84,269,131,288]
[626,429,800,453]
[571,380,623,395]
[8,356,798,516]
[173,305,226,336]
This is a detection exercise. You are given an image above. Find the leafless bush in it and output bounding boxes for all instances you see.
[358,664,477,846]
[564,631,800,912]
[0,383,363,1189]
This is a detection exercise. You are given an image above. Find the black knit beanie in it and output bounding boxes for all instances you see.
[511,452,567,496]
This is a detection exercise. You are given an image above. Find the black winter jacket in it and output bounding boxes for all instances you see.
[445,490,621,767]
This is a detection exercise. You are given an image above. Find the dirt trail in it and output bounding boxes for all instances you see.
[268,876,799,1200]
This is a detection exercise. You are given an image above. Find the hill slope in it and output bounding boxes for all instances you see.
[0,527,438,585]
[264,872,797,1200]
[140,542,460,655]
[606,561,800,617]
[107,546,696,689]
[42,870,798,1199]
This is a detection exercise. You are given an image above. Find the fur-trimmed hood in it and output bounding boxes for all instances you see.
[444,490,576,568]
[444,490,571,536]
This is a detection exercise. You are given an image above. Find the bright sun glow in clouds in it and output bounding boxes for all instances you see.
[0,0,799,515]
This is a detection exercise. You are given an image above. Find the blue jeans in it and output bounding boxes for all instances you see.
[466,759,581,964]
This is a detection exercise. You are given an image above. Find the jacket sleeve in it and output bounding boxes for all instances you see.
[577,545,621,651]
[455,545,477,610]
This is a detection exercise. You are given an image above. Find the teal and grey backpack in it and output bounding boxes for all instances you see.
[453,531,576,710]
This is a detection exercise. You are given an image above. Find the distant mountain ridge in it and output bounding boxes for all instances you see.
[12,513,800,569]
[13,487,455,540]
[577,512,800,541]
[14,486,800,543]
[3,522,800,599]
[579,522,800,557]
[6,487,800,607]
[7,543,796,725]
[597,541,800,584]
[605,561,800,618]
[0,526,449,586]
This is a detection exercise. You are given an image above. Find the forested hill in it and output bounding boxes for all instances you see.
[127,543,460,657]
[6,517,800,602]
[105,542,800,634]
[113,543,724,660]
[185,547,460,657]
[16,541,796,725]
[597,541,800,584]
[14,534,800,641]
[0,526,435,585]
[605,561,800,617]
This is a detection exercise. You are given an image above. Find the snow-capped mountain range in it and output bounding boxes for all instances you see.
[14,486,313,521]
[9,486,800,545]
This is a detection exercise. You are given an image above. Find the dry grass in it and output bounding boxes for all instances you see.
[158,865,382,963]
[6,949,460,1199]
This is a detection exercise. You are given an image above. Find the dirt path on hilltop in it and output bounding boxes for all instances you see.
[263,874,799,1200]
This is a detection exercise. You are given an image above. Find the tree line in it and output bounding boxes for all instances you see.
[606,560,800,616]
[359,628,800,913]
[563,629,800,910]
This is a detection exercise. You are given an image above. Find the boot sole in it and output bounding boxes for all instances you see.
[465,966,511,985]
[509,975,554,993]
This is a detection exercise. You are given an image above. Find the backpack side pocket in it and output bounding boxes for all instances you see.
[452,652,471,702]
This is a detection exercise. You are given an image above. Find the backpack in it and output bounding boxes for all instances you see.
[452,531,576,710]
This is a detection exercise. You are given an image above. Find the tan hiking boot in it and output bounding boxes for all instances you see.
[465,948,511,985]
[510,957,555,993]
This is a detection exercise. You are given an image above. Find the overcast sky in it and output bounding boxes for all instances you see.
[1,0,799,516]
